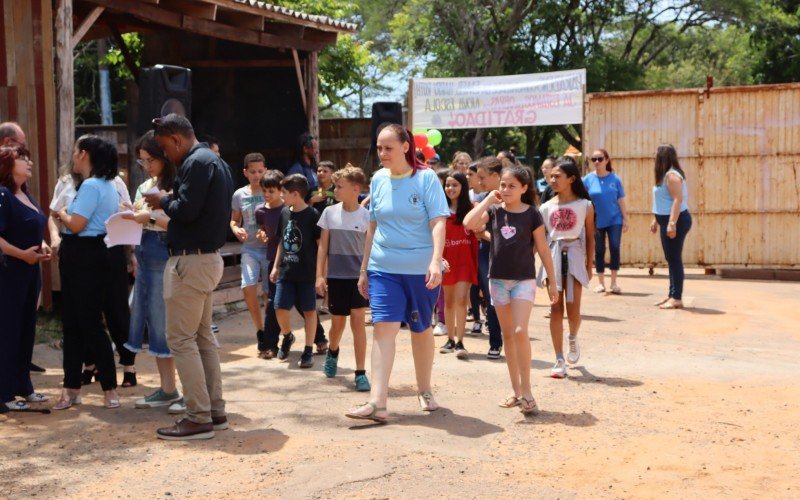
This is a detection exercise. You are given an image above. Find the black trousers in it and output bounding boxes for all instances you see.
[59,235,118,390]
[262,260,326,350]
[82,245,134,367]
[0,259,38,402]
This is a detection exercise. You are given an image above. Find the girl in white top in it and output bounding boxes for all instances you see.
[537,158,595,379]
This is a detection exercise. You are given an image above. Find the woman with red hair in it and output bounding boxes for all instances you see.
[0,145,51,410]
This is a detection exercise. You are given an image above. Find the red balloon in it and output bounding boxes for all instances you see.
[414,133,429,149]
[422,145,436,160]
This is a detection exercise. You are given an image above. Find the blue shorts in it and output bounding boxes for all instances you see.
[489,278,536,306]
[275,280,317,312]
[240,246,268,288]
[368,271,439,333]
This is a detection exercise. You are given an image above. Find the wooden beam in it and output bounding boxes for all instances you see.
[160,0,217,21]
[303,28,337,45]
[109,24,139,81]
[80,0,326,51]
[196,0,354,34]
[307,50,319,139]
[55,0,74,173]
[262,22,304,38]
[71,5,104,48]
[292,49,307,113]
[215,7,263,31]
[181,59,293,68]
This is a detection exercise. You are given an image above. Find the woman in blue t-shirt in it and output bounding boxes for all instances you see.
[345,123,450,424]
[583,149,628,294]
[52,135,124,410]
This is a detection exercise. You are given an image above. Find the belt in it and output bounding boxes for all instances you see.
[168,248,219,257]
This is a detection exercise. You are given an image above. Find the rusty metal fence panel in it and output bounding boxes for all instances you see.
[585,84,800,268]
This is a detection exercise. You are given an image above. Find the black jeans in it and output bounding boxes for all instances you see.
[656,211,692,300]
[262,261,326,350]
[83,245,134,367]
[60,235,118,390]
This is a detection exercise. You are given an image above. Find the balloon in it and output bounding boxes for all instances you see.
[422,145,436,160]
[426,129,442,146]
[412,127,426,135]
[413,133,429,149]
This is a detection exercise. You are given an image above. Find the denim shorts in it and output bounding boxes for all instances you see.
[275,280,317,312]
[126,231,171,357]
[489,278,536,306]
[368,271,439,333]
[240,246,268,288]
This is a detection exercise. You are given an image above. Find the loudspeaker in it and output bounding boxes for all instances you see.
[137,65,192,135]
[371,102,403,146]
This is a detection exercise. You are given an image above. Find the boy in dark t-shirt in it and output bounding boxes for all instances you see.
[269,174,321,368]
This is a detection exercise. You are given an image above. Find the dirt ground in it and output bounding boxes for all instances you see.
[2,268,799,498]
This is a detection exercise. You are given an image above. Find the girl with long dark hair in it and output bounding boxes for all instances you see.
[650,144,691,309]
[465,165,557,414]
[538,157,595,379]
[438,171,479,360]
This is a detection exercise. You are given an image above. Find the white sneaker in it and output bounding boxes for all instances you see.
[432,322,447,336]
[470,321,483,336]
[550,359,567,379]
[168,398,186,414]
[567,336,580,364]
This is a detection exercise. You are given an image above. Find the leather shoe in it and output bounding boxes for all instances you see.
[156,418,214,441]
[212,415,229,431]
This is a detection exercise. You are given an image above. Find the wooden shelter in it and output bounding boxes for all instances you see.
[0,0,356,307]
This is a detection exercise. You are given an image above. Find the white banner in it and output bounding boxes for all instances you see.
[411,69,586,130]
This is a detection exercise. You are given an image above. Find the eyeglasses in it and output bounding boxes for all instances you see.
[591,156,606,163]
[136,158,158,167]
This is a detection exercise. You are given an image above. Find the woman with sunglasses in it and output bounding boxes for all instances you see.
[583,149,628,294]
[0,145,52,410]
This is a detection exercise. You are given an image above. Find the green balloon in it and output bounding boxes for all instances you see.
[412,127,427,135]
[427,129,442,146]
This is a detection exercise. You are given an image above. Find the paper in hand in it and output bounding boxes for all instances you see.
[143,186,161,195]
[104,210,142,247]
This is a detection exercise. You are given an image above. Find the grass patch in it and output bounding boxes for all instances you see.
[36,310,63,346]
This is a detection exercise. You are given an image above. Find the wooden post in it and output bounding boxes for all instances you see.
[407,79,414,131]
[581,83,586,174]
[55,0,74,172]
[307,50,319,139]
[291,49,307,114]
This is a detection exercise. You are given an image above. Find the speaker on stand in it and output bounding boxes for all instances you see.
[365,102,403,170]
[136,65,192,136]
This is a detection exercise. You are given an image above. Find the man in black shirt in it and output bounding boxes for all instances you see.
[144,114,233,441]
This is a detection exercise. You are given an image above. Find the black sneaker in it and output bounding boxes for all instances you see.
[298,351,314,368]
[455,341,469,360]
[278,333,295,361]
[487,347,501,359]
[439,339,456,354]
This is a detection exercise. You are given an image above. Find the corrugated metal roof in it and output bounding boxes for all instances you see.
[232,0,358,32]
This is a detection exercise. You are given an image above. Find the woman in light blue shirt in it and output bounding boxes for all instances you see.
[345,124,449,424]
[53,135,124,410]
[650,144,692,310]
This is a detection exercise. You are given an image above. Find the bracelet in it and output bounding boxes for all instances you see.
[668,221,676,226]
[359,269,368,274]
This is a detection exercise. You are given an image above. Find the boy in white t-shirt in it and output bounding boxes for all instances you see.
[315,165,371,391]
[230,153,268,353]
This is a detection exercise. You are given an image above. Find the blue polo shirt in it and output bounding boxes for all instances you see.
[583,172,625,229]
[368,167,450,275]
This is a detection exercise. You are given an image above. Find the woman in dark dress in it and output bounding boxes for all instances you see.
[0,145,51,410]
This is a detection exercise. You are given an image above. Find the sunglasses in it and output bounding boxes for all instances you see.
[591,156,606,162]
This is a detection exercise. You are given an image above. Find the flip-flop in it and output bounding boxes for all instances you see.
[659,301,684,310]
[498,396,521,408]
[653,297,670,306]
[345,402,387,424]
[519,396,539,415]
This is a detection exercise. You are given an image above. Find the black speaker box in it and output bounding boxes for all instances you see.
[371,102,403,146]
[137,65,192,135]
